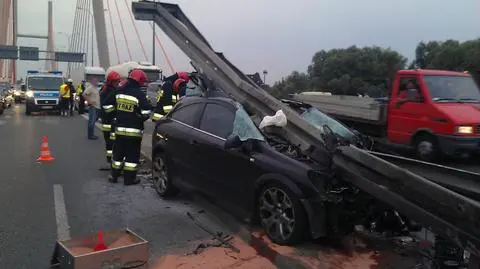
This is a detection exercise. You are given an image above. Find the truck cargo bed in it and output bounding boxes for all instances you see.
[292,93,387,125]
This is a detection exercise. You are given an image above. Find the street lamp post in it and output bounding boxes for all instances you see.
[263,69,268,84]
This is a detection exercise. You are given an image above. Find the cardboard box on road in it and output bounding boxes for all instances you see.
[51,228,149,269]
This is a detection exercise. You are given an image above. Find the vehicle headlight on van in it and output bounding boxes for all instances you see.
[455,126,473,134]
[25,90,34,98]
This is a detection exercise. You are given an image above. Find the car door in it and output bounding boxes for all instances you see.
[191,102,261,210]
[162,102,205,188]
[387,76,432,145]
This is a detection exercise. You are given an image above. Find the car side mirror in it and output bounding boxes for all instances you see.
[225,134,242,149]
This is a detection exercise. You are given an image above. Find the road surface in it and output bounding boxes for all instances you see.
[0,105,260,268]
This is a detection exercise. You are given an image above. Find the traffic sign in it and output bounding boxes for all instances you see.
[54,52,84,62]
[19,46,39,61]
[0,45,18,59]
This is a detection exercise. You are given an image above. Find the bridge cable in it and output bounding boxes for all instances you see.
[76,0,88,71]
[67,0,82,76]
[150,22,175,74]
[105,0,120,64]
[71,0,85,74]
[123,0,148,61]
[113,0,133,61]
[85,0,93,66]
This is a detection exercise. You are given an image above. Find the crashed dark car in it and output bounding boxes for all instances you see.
[151,93,418,245]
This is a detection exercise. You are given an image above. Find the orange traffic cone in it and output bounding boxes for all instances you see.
[37,135,55,162]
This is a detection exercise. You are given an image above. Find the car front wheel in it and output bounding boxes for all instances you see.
[152,151,179,198]
[258,183,308,245]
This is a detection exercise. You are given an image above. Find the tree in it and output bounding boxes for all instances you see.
[411,38,480,71]
[270,45,406,97]
[270,71,309,99]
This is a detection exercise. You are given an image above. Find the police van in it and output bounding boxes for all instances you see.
[25,71,64,115]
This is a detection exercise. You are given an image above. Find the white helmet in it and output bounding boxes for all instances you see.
[67,78,73,83]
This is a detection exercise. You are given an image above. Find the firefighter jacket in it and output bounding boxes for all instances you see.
[103,79,152,139]
[151,80,180,122]
[100,84,117,134]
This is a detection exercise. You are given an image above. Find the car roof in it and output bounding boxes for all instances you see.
[178,95,237,107]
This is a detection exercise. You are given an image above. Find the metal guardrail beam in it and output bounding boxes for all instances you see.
[335,145,480,257]
[369,151,480,200]
[131,0,327,155]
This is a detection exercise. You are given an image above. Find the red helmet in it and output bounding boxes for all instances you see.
[177,72,190,82]
[106,71,121,84]
[173,79,187,93]
[129,69,147,85]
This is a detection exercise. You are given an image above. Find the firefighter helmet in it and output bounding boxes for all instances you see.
[177,72,190,82]
[106,71,121,84]
[128,69,147,85]
[173,78,187,93]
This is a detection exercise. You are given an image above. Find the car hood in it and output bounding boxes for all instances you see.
[435,103,480,124]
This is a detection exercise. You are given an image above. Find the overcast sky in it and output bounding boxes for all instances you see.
[16,0,479,83]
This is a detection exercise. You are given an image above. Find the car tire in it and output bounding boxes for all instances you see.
[414,134,439,162]
[258,183,308,245]
[0,108,4,115]
[152,151,179,198]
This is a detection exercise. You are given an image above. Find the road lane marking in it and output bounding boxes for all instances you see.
[53,184,71,241]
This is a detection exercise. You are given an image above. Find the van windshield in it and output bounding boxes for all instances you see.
[28,77,64,90]
[424,75,480,103]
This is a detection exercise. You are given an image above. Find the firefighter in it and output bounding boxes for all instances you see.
[59,79,74,117]
[103,70,152,185]
[99,71,121,170]
[151,72,189,121]
[77,80,86,114]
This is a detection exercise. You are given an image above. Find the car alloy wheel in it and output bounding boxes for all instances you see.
[153,155,168,194]
[259,187,296,243]
[152,152,178,197]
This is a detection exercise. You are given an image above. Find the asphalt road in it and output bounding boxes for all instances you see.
[0,105,232,269]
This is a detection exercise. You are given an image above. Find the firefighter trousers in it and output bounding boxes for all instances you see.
[102,130,114,163]
[111,137,142,185]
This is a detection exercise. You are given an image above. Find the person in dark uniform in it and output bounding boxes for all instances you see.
[99,71,121,170]
[103,70,152,185]
[151,72,189,122]
[77,80,86,114]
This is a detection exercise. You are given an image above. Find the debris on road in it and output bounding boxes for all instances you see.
[187,211,240,253]
[151,236,276,269]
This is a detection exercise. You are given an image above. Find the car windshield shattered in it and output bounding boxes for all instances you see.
[301,107,355,140]
[232,103,265,141]
[424,75,480,102]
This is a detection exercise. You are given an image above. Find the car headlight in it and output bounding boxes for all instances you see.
[25,90,34,98]
[455,126,473,134]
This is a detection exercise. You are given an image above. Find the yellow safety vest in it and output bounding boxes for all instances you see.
[77,84,84,95]
[60,84,70,98]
